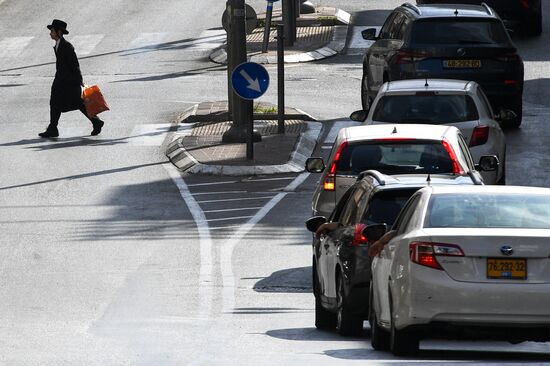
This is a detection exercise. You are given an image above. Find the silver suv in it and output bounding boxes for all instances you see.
[306,124,497,218]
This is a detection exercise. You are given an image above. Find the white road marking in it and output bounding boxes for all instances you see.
[208,225,242,231]
[203,207,262,213]
[191,191,247,196]
[129,124,172,146]
[188,30,226,52]
[187,180,238,187]
[0,37,34,57]
[128,32,169,49]
[246,177,295,182]
[324,120,361,143]
[206,216,254,222]
[196,196,275,204]
[164,164,213,319]
[69,34,104,56]
[220,172,310,312]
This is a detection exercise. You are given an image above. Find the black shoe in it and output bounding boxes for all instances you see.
[91,120,104,136]
[38,127,59,138]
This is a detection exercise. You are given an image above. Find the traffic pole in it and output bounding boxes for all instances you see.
[277,24,285,134]
[261,1,274,53]
[282,0,296,46]
[225,1,233,117]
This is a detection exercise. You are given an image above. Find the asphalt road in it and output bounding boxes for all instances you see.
[1,0,550,364]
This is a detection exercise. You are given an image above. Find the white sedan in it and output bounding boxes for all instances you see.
[369,185,550,355]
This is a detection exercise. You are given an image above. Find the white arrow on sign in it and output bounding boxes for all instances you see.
[239,69,261,93]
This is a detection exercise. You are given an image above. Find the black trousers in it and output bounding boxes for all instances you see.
[49,102,102,128]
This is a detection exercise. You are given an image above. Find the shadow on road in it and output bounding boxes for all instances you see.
[254,266,311,293]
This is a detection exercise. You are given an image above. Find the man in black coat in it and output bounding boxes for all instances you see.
[39,19,104,138]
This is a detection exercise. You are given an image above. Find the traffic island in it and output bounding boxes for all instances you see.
[165,101,321,176]
[210,7,350,64]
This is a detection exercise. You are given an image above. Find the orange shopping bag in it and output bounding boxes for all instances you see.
[82,85,110,118]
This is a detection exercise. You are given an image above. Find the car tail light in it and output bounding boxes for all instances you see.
[409,242,464,270]
[469,126,489,147]
[323,140,347,191]
[441,139,464,174]
[495,53,522,63]
[391,51,428,64]
[351,223,368,246]
[521,0,530,9]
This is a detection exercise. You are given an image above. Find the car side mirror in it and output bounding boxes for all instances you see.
[475,155,499,172]
[305,216,327,233]
[362,28,377,40]
[350,110,368,122]
[361,223,387,242]
[305,157,325,173]
[495,109,517,123]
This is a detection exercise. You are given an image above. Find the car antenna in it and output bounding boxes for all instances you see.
[425,78,429,87]
[392,126,397,134]
[454,8,459,16]
[426,174,431,184]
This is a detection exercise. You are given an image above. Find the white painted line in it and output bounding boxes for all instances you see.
[128,32,169,49]
[187,180,238,187]
[192,191,246,196]
[321,146,332,150]
[220,173,309,313]
[284,172,310,191]
[246,177,295,182]
[164,164,213,319]
[0,37,34,57]
[129,124,172,146]
[206,216,254,222]
[324,120,361,144]
[203,207,262,213]
[70,34,104,56]
[208,225,242,231]
[196,196,275,204]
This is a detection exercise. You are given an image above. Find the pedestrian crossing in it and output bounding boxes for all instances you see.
[0,30,227,60]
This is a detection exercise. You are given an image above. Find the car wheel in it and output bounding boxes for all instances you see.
[390,293,419,356]
[361,73,371,112]
[336,273,363,336]
[504,97,522,129]
[369,283,390,350]
[313,267,336,330]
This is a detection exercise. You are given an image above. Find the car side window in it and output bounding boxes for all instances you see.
[388,13,405,40]
[457,134,476,170]
[392,194,421,235]
[379,13,397,39]
[476,87,494,118]
[395,15,410,40]
[339,187,366,226]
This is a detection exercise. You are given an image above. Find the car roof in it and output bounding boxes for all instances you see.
[409,3,496,19]
[381,79,476,94]
[341,124,455,143]
[422,185,550,195]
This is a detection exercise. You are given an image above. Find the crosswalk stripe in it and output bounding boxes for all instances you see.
[69,34,105,56]
[127,32,169,49]
[129,123,173,146]
[0,36,34,57]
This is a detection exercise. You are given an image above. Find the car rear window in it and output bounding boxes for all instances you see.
[361,189,418,226]
[410,19,510,45]
[426,193,550,229]
[336,141,454,175]
[372,94,479,123]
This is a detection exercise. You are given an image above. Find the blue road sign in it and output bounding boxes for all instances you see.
[231,62,270,100]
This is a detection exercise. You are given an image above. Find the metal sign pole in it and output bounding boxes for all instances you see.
[277,24,285,134]
[261,1,274,53]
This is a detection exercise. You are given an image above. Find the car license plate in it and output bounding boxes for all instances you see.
[443,59,482,68]
[487,258,527,279]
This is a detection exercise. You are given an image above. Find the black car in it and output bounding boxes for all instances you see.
[416,0,543,36]
[305,170,480,336]
[361,3,524,127]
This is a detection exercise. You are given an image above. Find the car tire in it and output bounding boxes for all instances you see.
[313,267,336,330]
[336,274,363,336]
[369,283,390,350]
[361,73,371,112]
[390,293,419,356]
[504,97,522,129]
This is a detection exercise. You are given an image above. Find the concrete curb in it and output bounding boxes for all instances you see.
[165,121,322,176]
[209,9,351,65]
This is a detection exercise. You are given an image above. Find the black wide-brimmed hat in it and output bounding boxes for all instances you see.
[47,19,69,35]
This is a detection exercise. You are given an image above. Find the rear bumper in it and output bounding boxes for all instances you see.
[393,265,550,332]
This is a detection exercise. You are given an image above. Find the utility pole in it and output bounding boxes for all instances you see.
[282,0,296,47]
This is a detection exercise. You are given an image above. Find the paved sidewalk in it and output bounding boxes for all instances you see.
[210,7,350,64]
[166,101,321,176]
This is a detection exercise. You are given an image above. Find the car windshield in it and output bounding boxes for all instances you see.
[336,141,455,175]
[426,193,550,229]
[372,94,479,123]
[410,19,510,45]
[361,189,417,226]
